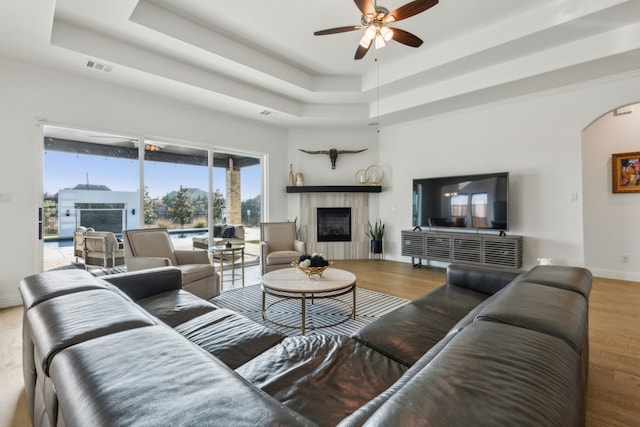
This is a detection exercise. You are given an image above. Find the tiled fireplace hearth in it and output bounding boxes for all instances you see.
[299,193,369,259]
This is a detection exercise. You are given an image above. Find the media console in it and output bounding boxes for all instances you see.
[401,229,523,269]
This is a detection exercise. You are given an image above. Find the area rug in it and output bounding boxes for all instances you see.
[210,284,408,337]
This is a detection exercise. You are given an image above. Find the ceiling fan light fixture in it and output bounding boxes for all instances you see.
[314,0,438,60]
[359,34,371,48]
[380,26,393,41]
[364,25,376,40]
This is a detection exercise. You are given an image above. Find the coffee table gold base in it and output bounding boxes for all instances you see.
[261,285,356,335]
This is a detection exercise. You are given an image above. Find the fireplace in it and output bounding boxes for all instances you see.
[317,207,351,242]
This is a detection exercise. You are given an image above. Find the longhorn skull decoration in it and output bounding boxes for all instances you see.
[298,148,368,169]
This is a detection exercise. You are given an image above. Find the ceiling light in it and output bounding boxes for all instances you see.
[364,25,376,40]
[380,26,393,41]
[359,34,371,48]
[375,34,386,49]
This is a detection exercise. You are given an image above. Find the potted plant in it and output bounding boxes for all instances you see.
[366,219,385,254]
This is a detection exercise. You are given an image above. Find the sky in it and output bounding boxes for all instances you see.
[44,151,261,200]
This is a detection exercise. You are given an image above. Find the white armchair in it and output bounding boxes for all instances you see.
[123,228,220,299]
[260,222,306,275]
[83,231,125,269]
[73,226,94,262]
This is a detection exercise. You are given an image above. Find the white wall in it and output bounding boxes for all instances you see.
[286,73,640,281]
[583,104,640,281]
[376,74,640,275]
[0,57,288,307]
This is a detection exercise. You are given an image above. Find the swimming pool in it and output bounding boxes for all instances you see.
[44,228,207,248]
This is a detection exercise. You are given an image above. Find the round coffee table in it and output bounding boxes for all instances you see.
[261,267,356,335]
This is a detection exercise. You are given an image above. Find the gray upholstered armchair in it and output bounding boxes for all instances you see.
[123,228,220,299]
[260,222,306,275]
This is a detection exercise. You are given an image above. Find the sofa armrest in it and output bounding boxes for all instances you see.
[126,257,171,271]
[293,240,306,254]
[175,249,211,266]
[103,267,183,300]
[446,263,522,295]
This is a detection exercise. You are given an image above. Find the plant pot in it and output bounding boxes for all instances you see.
[371,239,383,254]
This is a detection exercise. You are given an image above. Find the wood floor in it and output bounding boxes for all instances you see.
[1,260,638,427]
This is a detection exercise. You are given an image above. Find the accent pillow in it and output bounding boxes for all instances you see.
[222,226,235,239]
[213,224,224,238]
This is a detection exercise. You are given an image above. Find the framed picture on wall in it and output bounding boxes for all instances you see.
[612,151,640,193]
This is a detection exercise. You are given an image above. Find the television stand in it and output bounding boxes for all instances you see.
[401,229,523,269]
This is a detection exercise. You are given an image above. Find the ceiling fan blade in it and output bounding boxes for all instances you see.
[389,28,423,47]
[355,39,373,60]
[387,0,438,23]
[314,26,362,36]
[354,0,375,16]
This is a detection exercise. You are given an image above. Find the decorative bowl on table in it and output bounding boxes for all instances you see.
[292,254,332,279]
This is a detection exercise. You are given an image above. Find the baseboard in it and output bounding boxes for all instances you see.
[588,267,640,282]
[0,294,23,309]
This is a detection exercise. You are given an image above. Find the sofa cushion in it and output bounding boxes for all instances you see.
[516,265,592,299]
[353,283,488,366]
[213,224,225,237]
[138,290,217,327]
[126,229,178,265]
[20,269,109,309]
[237,335,407,427]
[411,284,489,319]
[266,251,301,266]
[358,321,583,427]
[49,327,316,427]
[221,226,236,239]
[262,223,296,252]
[178,263,217,284]
[338,333,457,427]
[175,309,285,369]
[475,280,588,352]
[27,289,156,375]
[446,262,522,295]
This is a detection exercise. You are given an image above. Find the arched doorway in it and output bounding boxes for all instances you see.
[582,102,640,281]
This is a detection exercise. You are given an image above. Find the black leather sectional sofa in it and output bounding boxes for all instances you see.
[20,263,592,426]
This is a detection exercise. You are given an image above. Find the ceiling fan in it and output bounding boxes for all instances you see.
[314,0,438,60]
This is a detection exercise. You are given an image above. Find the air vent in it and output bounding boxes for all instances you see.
[85,60,113,73]
[259,110,273,116]
[614,106,633,116]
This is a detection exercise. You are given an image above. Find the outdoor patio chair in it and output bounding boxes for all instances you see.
[73,226,94,262]
[123,227,220,299]
[83,231,125,269]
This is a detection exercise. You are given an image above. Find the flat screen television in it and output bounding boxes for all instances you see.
[412,172,509,231]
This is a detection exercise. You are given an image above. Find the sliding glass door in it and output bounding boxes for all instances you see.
[142,142,209,250]
[42,125,264,271]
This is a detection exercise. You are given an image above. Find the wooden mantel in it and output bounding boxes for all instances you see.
[286,185,381,193]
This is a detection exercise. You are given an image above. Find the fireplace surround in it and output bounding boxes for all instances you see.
[298,193,370,259]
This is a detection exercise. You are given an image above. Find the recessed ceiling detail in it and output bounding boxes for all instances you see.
[2,0,640,128]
